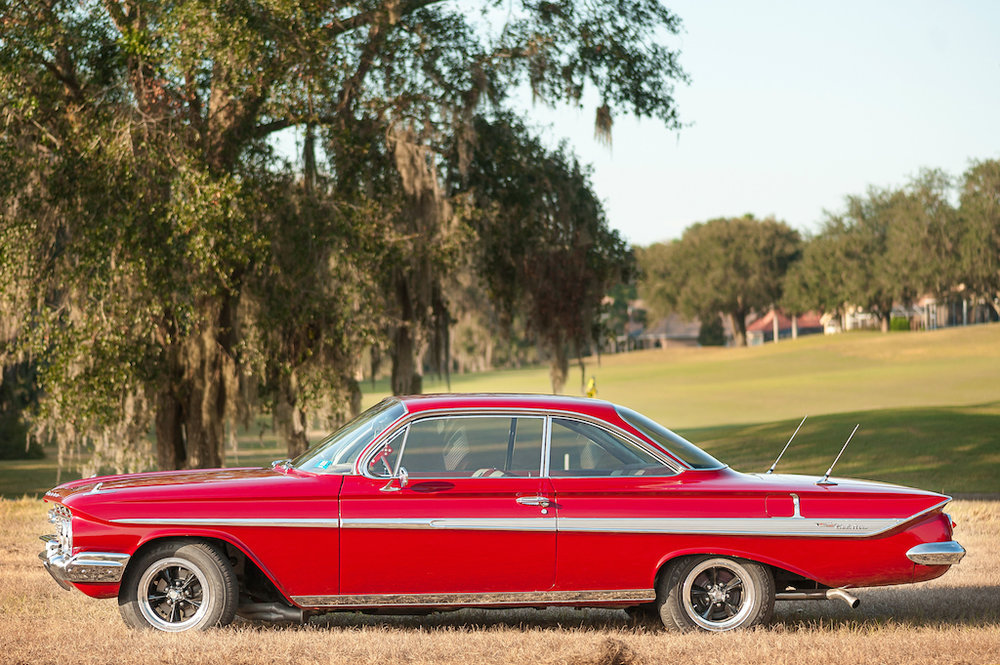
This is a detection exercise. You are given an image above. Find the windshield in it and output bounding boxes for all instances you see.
[615,406,724,470]
[292,399,407,473]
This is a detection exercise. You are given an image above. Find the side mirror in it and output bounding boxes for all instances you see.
[379,466,409,492]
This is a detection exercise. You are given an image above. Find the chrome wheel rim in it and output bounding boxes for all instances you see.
[681,558,756,631]
[137,557,211,632]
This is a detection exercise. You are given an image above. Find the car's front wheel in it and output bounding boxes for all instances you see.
[657,555,774,632]
[118,540,237,632]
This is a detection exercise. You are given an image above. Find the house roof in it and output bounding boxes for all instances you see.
[746,309,823,333]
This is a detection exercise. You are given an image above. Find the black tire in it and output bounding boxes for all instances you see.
[118,540,237,632]
[656,555,774,632]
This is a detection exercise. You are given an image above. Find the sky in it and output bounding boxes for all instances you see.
[514,0,1000,246]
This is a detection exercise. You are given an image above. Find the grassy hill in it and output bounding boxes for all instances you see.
[361,324,1000,494]
[2,324,998,496]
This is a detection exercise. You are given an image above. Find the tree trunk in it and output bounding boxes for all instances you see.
[348,377,363,417]
[879,300,893,333]
[391,323,422,395]
[155,387,186,470]
[181,331,227,469]
[153,299,234,470]
[727,311,748,347]
[391,276,423,395]
[549,338,569,394]
[274,371,309,458]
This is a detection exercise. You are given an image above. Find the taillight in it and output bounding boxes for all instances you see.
[944,512,956,532]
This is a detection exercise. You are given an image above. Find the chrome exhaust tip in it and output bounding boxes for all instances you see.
[825,588,860,608]
[775,588,860,609]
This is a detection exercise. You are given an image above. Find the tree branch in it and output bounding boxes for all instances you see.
[251,115,340,139]
[336,24,386,118]
[326,0,446,37]
[102,0,134,33]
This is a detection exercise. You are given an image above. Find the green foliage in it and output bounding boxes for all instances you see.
[956,159,1000,315]
[782,168,977,330]
[0,360,41,460]
[889,316,911,332]
[0,411,42,460]
[458,115,633,392]
[1,0,689,469]
[639,216,802,346]
[697,316,725,346]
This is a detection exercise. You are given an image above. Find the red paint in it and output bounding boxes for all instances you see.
[44,394,961,612]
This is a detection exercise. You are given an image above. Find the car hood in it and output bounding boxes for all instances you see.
[44,466,343,522]
[46,467,282,499]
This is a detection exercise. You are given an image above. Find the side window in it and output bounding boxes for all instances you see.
[548,418,675,477]
[395,416,543,478]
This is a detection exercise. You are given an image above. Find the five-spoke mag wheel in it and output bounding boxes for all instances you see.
[657,555,774,632]
[119,541,236,632]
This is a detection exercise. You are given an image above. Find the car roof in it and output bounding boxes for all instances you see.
[394,393,617,418]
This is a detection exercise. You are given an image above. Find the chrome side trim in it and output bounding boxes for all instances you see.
[342,516,897,537]
[291,589,655,608]
[906,540,966,565]
[39,537,130,585]
[107,500,952,539]
[341,517,556,532]
[110,517,340,528]
[791,493,801,518]
[559,517,900,537]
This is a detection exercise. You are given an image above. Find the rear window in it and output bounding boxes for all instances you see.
[615,406,724,470]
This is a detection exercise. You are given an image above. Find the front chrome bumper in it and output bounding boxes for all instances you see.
[906,540,966,566]
[39,535,130,589]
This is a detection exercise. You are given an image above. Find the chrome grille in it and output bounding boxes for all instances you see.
[48,504,73,554]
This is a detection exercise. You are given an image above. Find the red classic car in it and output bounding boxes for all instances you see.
[40,394,965,632]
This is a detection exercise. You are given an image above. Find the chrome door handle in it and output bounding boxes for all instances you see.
[516,496,551,508]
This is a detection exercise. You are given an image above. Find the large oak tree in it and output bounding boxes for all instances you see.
[1,0,688,470]
[640,216,801,346]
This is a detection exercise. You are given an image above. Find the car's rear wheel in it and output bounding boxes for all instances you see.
[657,555,774,632]
[118,540,237,632]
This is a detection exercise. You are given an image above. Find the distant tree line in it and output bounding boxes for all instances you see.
[0,0,685,471]
[639,160,1000,343]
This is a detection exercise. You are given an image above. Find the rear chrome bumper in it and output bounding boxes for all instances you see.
[39,535,130,589]
[906,540,966,566]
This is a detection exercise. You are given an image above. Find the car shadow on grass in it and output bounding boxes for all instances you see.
[242,584,999,634]
[259,607,639,633]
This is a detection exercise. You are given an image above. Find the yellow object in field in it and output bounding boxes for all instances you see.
[586,376,597,398]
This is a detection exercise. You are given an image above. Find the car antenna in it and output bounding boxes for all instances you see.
[765,415,807,474]
[817,424,860,486]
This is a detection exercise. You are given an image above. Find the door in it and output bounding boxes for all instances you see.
[546,416,684,592]
[340,414,555,597]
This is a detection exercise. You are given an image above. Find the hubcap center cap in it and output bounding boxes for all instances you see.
[707,585,727,604]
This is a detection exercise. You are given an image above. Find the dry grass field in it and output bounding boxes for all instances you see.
[2,498,998,665]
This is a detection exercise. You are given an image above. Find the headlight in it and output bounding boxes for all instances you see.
[48,504,73,554]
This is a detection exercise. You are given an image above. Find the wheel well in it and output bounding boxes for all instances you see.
[652,554,814,595]
[125,537,285,603]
